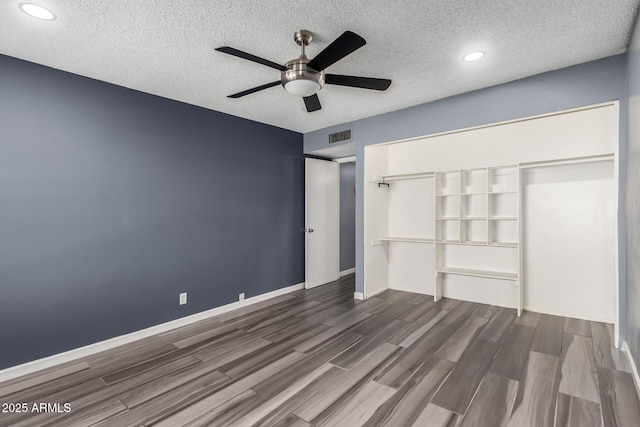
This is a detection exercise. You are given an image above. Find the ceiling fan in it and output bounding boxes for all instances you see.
[215,30,392,112]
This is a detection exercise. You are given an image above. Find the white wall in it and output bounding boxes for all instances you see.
[522,161,615,322]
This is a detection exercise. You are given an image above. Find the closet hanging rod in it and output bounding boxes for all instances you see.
[519,153,614,169]
[379,172,435,181]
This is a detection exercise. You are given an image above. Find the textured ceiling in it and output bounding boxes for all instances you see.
[1,0,638,133]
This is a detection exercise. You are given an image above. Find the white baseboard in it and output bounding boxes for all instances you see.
[354,288,386,300]
[340,268,356,277]
[523,305,614,324]
[0,282,305,383]
[365,287,388,298]
[622,342,640,399]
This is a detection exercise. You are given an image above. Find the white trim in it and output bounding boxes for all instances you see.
[354,292,364,300]
[613,100,621,348]
[340,268,356,277]
[373,101,618,148]
[622,342,640,399]
[365,286,388,299]
[334,156,356,163]
[523,306,614,324]
[0,282,304,383]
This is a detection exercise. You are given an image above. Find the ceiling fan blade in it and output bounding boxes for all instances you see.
[228,81,281,98]
[215,47,286,72]
[307,31,366,71]
[325,74,392,91]
[303,94,322,112]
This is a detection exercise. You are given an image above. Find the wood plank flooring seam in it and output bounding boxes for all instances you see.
[459,373,519,427]
[295,343,401,424]
[364,357,455,427]
[0,362,92,398]
[430,338,501,415]
[150,352,307,426]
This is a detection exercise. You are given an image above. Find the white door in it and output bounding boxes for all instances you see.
[305,158,340,289]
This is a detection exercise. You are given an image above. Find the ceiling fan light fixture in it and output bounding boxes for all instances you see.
[281,57,325,97]
[463,51,485,62]
[284,79,321,97]
[19,3,56,20]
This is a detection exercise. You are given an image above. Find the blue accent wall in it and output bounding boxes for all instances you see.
[0,54,304,369]
[305,54,627,339]
[626,15,640,374]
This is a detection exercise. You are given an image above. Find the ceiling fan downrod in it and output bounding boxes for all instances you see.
[294,29,312,58]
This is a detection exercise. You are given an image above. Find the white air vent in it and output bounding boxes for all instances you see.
[329,129,352,144]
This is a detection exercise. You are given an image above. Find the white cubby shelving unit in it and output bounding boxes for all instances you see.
[433,166,521,315]
[363,101,619,324]
[368,165,522,315]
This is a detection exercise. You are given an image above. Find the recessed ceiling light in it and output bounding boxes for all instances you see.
[19,3,56,20]
[463,51,485,62]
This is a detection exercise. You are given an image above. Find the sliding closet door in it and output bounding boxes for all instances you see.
[522,160,615,322]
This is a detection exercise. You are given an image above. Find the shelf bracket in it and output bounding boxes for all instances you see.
[378,179,390,188]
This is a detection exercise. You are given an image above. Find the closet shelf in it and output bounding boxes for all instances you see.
[379,236,434,243]
[488,242,518,248]
[436,240,518,248]
[437,267,517,280]
[437,240,487,246]
[436,217,492,221]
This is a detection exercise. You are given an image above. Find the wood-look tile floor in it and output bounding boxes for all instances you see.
[1,275,639,426]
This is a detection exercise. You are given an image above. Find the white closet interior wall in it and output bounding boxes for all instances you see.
[364,102,618,323]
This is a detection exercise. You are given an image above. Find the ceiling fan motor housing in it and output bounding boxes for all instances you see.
[281,56,325,96]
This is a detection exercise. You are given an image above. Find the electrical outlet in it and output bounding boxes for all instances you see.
[179,292,187,305]
[239,293,245,301]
